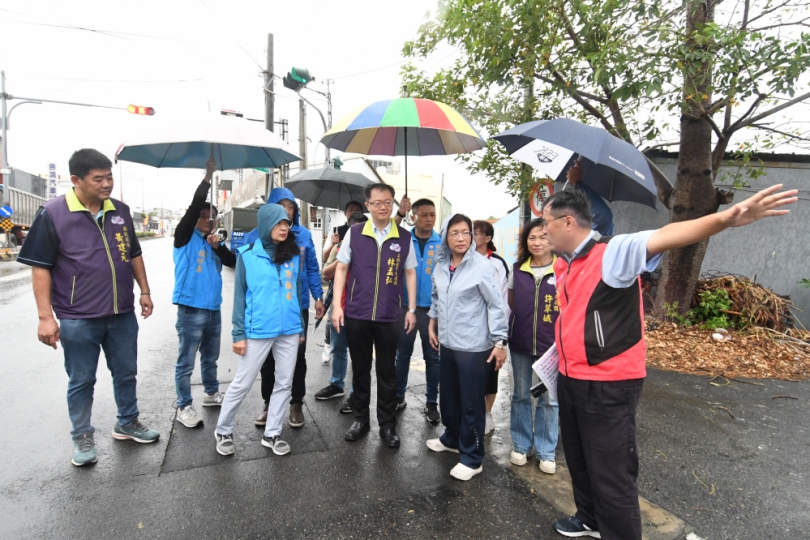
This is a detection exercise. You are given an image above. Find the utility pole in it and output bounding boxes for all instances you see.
[1,71,8,208]
[264,33,275,198]
[298,98,310,228]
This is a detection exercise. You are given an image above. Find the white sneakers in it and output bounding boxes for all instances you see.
[321,343,332,363]
[426,438,459,453]
[450,462,482,481]
[539,460,557,475]
[510,451,528,466]
[201,392,224,407]
[484,412,495,435]
[177,405,202,428]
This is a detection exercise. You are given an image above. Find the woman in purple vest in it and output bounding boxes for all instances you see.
[507,218,560,474]
[426,214,509,481]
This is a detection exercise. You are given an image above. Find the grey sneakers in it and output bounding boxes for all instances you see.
[71,433,97,467]
[215,433,235,456]
[202,392,225,407]
[261,435,291,456]
[112,417,159,443]
[177,405,202,428]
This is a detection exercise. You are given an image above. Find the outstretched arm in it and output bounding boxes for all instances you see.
[646,184,797,257]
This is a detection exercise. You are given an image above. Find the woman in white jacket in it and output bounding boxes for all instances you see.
[427,214,509,481]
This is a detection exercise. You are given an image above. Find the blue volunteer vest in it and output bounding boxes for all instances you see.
[173,229,224,311]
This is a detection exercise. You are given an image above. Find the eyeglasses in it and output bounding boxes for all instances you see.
[367,200,395,208]
[545,215,571,224]
[448,231,472,239]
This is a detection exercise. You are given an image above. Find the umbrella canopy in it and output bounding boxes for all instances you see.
[320,97,486,195]
[321,98,486,156]
[116,114,300,171]
[494,118,658,209]
[285,167,373,209]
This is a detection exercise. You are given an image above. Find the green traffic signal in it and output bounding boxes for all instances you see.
[291,67,313,85]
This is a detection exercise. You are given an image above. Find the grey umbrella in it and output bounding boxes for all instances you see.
[494,118,658,209]
[285,167,373,209]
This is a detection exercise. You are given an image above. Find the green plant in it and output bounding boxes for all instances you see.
[662,301,692,326]
[800,279,810,289]
[691,290,734,329]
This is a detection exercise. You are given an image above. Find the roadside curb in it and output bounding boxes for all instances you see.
[488,361,695,540]
[0,249,18,261]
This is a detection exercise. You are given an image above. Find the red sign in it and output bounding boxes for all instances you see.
[529,180,555,217]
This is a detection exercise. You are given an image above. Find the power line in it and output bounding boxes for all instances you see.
[330,59,408,80]
[0,17,184,41]
[196,0,264,72]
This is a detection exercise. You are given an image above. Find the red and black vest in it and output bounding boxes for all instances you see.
[554,236,647,381]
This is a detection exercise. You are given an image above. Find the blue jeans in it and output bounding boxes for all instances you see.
[60,311,140,439]
[175,305,221,409]
[329,322,350,390]
[510,350,559,460]
[395,307,440,403]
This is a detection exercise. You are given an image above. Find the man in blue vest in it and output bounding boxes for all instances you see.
[393,198,442,422]
[243,188,325,429]
[172,158,237,429]
[19,148,159,467]
[331,183,418,448]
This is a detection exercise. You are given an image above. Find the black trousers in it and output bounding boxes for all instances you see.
[558,373,644,540]
[345,316,399,429]
[261,309,308,405]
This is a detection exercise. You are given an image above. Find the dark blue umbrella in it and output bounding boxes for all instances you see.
[494,118,658,209]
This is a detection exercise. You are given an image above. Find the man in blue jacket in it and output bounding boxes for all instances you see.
[394,198,443,423]
[244,187,325,428]
[172,158,236,429]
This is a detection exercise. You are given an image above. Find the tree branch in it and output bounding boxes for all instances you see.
[645,156,674,209]
[535,70,618,135]
[731,89,810,131]
[749,123,810,142]
[745,0,796,26]
[534,73,609,104]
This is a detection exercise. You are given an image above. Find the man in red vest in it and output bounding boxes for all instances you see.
[542,184,797,540]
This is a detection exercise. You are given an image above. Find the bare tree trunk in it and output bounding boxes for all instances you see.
[654,0,719,314]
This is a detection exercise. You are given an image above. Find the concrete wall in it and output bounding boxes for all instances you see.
[603,157,810,327]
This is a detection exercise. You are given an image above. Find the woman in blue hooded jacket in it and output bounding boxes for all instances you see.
[426,213,509,481]
[214,204,304,457]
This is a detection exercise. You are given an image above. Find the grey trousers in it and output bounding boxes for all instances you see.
[216,334,299,438]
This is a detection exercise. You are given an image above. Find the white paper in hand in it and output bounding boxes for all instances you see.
[532,344,560,400]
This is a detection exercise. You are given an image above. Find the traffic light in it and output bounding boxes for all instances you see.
[127,104,155,116]
[291,67,313,85]
[282,67,314,92]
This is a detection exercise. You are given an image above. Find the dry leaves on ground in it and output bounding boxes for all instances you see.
[646,321,810,381]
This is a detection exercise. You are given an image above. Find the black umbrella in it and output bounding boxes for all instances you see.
[494,118,658,209]
[313,282,334,329]
[285,167,373,209]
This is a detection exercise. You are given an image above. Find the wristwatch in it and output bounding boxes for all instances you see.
[494,339,508,350]
[408,308,416,314]
[397,210,406,218]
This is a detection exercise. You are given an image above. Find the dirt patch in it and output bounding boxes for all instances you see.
[646,322,810,381]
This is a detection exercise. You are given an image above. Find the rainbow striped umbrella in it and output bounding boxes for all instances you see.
[320,97,486,194]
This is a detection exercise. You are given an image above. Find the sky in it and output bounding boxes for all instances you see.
[0,0,518,219]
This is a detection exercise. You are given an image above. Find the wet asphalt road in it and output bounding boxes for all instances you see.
[1,235,808,539]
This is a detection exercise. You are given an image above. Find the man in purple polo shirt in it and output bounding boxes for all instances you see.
[19,148,159,468]
[331,183,418,448]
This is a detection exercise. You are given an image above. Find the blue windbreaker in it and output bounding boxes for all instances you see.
[243,187,324,309]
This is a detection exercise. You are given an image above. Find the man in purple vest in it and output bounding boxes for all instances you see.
[18,148,159,468]
[331,183,417,448]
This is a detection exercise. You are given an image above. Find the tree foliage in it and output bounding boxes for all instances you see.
[402,0,810,201]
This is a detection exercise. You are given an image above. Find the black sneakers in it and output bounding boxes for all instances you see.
[339,400,353,414]
[315,384,345,400]
[424,402,440,423]
[554,516,601,538]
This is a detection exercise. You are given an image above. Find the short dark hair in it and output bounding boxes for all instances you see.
[444,214,473,246]
[473,220,497,252]
[199,205,218,217]
[69,149,112,179]
[541,188,592,228]
[412,198,435,212]
[518,218,546,264]
[348,213,368,226]
[363,182,395,201]
[345,200,363,212]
